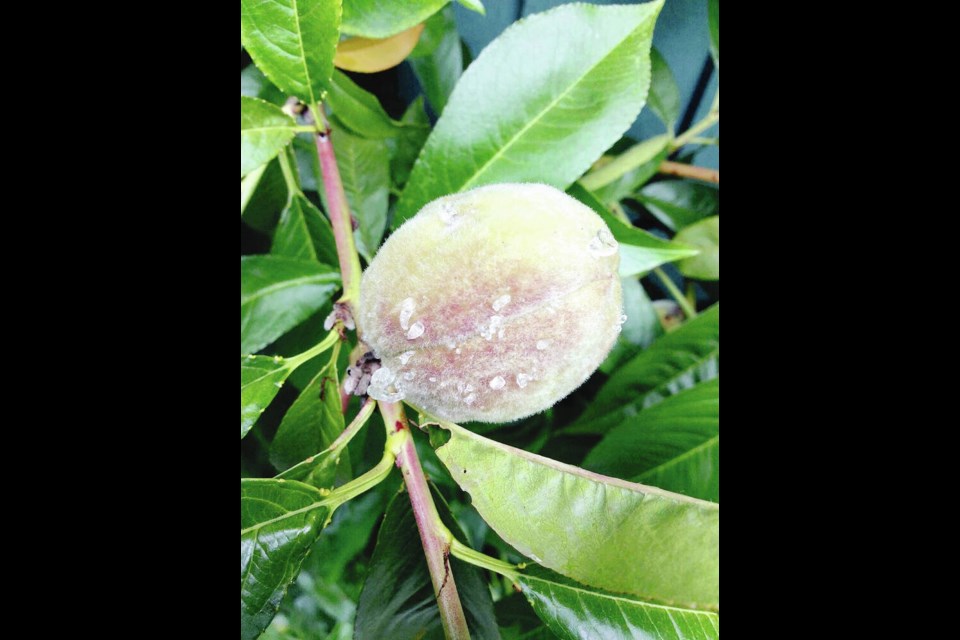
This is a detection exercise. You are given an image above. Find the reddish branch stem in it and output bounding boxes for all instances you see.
[380,401,471,640]
[658,160,719,184]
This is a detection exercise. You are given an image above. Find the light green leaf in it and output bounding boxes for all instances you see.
[409,6,463,115]
[393,1,665,228]
[242,158,288,234]
[568,183,698,277]
[241,63,286,105]
[566,303,719,436]
[240,0,341,105]
[676,216,719,280]
[271,193,340,267]
[431,421,719,609]
[390,97,431,189]
[649,48,681,130]
[327,70,405,139]
[456,0,484,14]
[271,354,346,478]
[319,128,390,262]
[241,479,332,640]
[584,378,719,502]
[636,180,718,231]
[708,0,719,69]
[519,565,718,640]
[341,0,449,38]
[355,484,500,639]
[242,355,290,438]
[587,134,672,205]
[241,96,297,178]
[241,255,340,355]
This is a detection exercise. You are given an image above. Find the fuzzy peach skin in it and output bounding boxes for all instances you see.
[357,183,623,423]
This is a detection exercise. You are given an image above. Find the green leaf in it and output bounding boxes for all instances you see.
[242,158,288,234]
[341,0,448,38]
[241,255,340,355]
[240,0,341,105]
[309,485,393,583]
[393,1,665,228]
[390,97,431,189]
[676,216,719,281]
[567,183,698,277]
[242,355,291,438]
[587,134,672,204]
[322,128,390,262]
[271,193,340,267]
[432,421,719,609]
[271,355,346,478]
[648,48,681,130]
[327,70,405,139]
[567,303,719,436]
[636,180,718,231]
[708,0,719,69]
[456,0,484,14]
[518,565,719,640]
[241,96,297,178]
[409,6,463,115]
[495,594,557,640]
[354,484,500,639]
[584,378,719,502]
[598,277,663,374]
[241,63,287,106]
[241,478,332,640]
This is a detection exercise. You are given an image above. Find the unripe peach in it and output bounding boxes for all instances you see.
[358,183,623,423]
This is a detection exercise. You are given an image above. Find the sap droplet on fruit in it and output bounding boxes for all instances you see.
[406,321,425,339]
[516,373,530,388]
[439,202,459,224]
[403,371,416,381]
[464,393,477,405]
[492,294,511,312]
[399,350,415,365]
[489,376,506,390]
[367,367,405,402]
[399,297,415,330]
[536,339,550,351]
[619,314,628,324]
[480,315,504,341]
[588,228,618,257]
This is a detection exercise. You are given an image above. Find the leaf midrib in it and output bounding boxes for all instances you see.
[635,434,719,481]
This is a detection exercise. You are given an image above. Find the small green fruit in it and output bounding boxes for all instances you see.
[358,183,623,423]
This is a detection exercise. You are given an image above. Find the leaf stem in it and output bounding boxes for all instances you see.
[658,161,718,184]
[313,105,363,315]
[580,133,672,191]
[284,329,340,369]
[380,401,471,640]
[448,536,520,582]
[324,446,395,508]
[671,95,719,151]
[653,268,698,319]
[328,396,376,451]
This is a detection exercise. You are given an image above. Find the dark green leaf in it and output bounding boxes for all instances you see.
[648,48,681,130]
[310,485,392,582]
[242,158,288,234]
[241,96,297,177]
[242,355,290,438]
[518,565,719,640]
[240,0,340,105]
[322,128,390,262]
[241,63,287,105]
[393,1,665,228]
[568,182,698,277]
[432,422,719,609]
[409,6,463,114]
[636,180,718,231]
[271,355,346,478]
[341,0,448,38]
[567,303,719,436]
[495,594,557,640]
[241,255,340,354]
[584,379,719,502]
[708,0,719,69]
[327,70,405,139]
[271,193,340,267]
[241,478,332,640]
[355,485,500,640]
[390,97,431,189]
[598,277,663,374]
[676,216,719,280]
